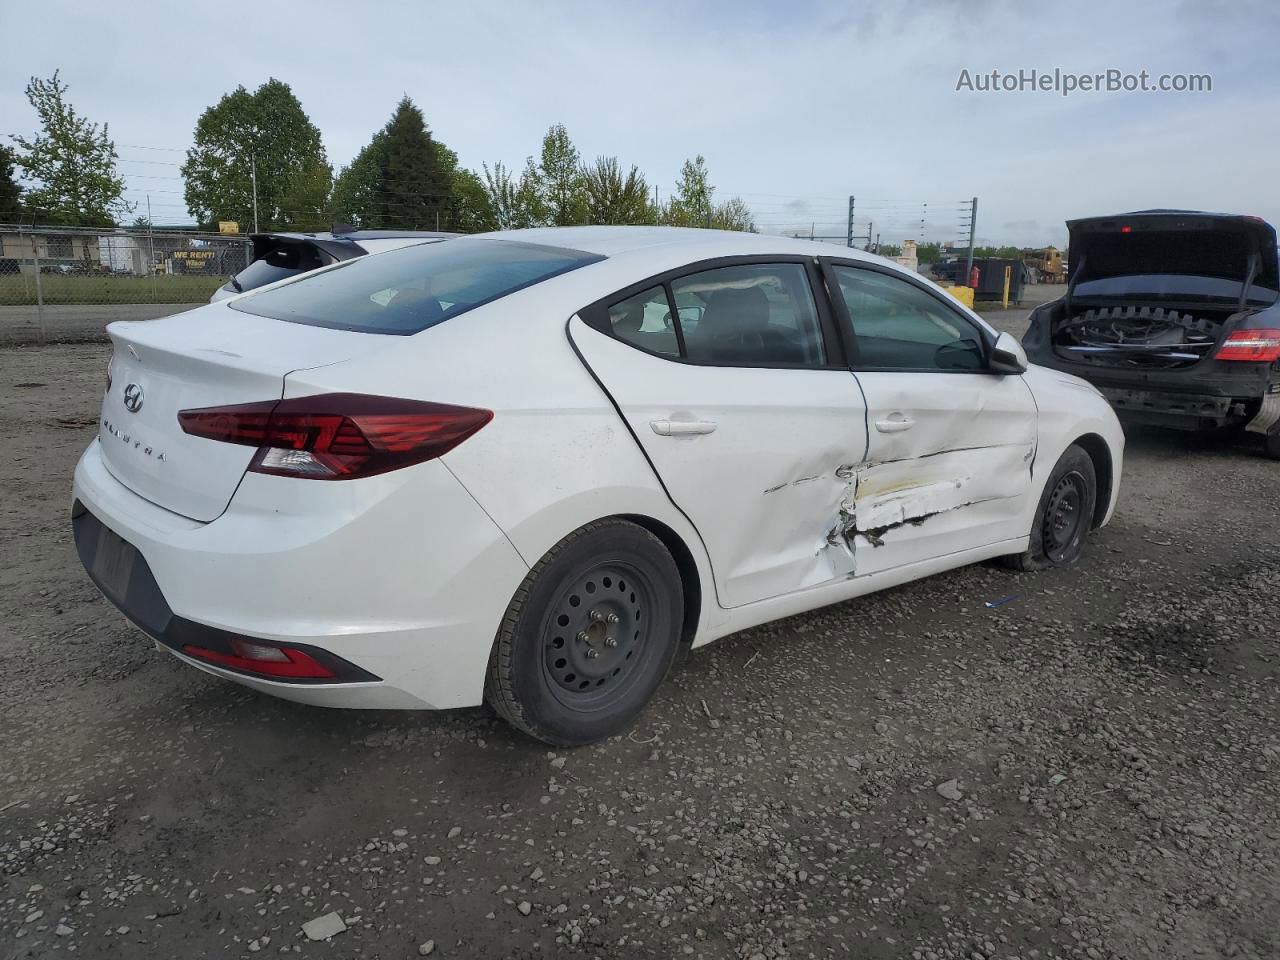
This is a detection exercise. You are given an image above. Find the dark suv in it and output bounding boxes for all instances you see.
[210,229,455,302]
[1022,210,1280,458]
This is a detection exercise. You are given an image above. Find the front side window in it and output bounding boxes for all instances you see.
[231,238,603,335]
[832,265,986,371]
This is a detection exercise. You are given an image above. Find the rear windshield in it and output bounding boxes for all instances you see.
[1074,274,1279,304]
[230,243,328,293]
[229,238,604,334]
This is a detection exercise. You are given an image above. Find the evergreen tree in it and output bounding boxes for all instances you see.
[0,145,22,221]
[376,97,454,229]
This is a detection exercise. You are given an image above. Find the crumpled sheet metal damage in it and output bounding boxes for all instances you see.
[821,441,1034,564]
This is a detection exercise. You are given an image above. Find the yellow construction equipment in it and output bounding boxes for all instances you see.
[1022,246,1064,284]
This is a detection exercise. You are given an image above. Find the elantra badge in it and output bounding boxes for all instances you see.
[123,383,144,413]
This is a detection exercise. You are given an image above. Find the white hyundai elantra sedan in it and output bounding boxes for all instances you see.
[73,227,1123,745]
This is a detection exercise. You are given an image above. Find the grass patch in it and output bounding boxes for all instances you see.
[0,273,223,306]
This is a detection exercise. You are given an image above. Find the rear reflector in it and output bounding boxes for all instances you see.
[1215,329,1280,363]
[178,393,492,480]
[182,638,338,679]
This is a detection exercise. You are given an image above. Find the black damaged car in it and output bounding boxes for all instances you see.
[1022,210,1280,458]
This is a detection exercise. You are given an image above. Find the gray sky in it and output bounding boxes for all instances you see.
[3,0,1275,247]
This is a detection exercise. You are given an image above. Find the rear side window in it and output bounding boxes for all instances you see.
[592,262,827,367]
[230,238,603,334]
[673,264,825,366]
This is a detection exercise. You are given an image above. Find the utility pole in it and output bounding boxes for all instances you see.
[964,196,978,287]
[147,195,157,301]
[251,157,260,234]
[847,196,855,248]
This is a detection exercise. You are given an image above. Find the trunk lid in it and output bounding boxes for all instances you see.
[1067,210,1279,298]
[99,304,387,522]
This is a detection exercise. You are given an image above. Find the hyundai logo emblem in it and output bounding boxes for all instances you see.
[122,383,145,413]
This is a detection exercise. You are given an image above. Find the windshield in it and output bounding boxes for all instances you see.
[229,238,604,334]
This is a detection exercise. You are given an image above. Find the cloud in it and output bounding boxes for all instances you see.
[2,0,1275,240]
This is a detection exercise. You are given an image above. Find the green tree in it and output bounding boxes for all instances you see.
[658,156,753,231]
[10,71,130,225]
[328,133,386,228]
[452,168,497,232]
[877,242,903,257]
[377,97,454,229]
[711,196,755,232]
[663,155,714,227]
[537,124,585,226]
[916,241,942,265]
[276,159,333,231]
[330,98,459,230]
[0,145,22,220]
[481,160,543,230]
[182,78,329,231]
[579,156,654,225]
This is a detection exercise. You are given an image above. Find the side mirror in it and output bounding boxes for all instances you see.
[989,331,1029,374]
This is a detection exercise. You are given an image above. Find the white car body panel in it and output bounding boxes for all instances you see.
[72,227,1124,712]
[569,316,869,607]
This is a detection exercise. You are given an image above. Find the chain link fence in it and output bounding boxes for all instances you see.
[0,224,252,342]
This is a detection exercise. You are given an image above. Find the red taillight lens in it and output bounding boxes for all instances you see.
[1215,329,1280,363]
[181,638,337,679]
[177,393,493,480]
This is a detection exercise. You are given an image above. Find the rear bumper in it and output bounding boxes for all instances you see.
[72,439,529,709]
[1025,348,1278,431]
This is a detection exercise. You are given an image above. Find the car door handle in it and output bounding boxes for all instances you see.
[650,419,718,436]
[874,414,915,433]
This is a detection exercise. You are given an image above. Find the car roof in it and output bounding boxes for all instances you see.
[474,225,887,263]
[251,230,458,243]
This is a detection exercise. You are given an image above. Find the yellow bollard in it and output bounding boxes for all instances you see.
[1002,265,1012,309]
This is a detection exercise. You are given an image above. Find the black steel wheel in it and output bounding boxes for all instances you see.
[1040,470,1089,564]
[1001,443,1097,571]
[486,518,683,746]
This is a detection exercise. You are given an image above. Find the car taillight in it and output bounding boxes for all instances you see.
[177,393,492,480]
[181,638,338,679]
[1215,329,1280,363]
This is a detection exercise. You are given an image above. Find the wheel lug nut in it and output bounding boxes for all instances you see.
[589,609,605,622]
[576,631,590,643]
[606,613,619,624]
[604,636,617,648]
[585,647,599,659]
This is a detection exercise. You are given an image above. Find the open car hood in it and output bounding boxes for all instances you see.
[1067,210,1279,299]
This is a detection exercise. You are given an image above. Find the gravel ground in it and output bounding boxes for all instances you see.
[1,336,1277,960]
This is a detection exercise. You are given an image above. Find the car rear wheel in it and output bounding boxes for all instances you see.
[485,518,683,746]
[1001,443,1097,571]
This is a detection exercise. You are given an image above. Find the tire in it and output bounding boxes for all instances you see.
[1001,443,1097,571]
[1264,430,1280,461]
[485,518,684,746]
